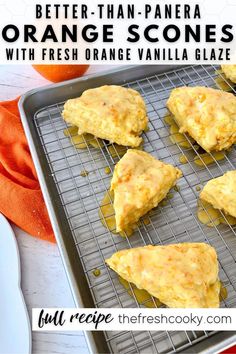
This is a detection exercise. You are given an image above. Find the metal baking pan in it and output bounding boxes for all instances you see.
[19,65,236,353]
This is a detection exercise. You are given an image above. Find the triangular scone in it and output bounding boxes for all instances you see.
[106,243,220,308]
[62,85,148,147]
[200,171,236,218]
[221,65,236,83]
[110,150,182,233]
[167,86,236,152]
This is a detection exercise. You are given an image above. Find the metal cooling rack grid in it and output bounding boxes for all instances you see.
[34,65,236,354]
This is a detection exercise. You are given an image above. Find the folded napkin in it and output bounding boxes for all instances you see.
[0,98,55,242]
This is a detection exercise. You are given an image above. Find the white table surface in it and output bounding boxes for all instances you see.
[0,64,119,354]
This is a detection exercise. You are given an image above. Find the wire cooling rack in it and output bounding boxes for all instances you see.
[33,65,236,353]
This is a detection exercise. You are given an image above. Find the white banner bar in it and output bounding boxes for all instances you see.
[32,308,234,331]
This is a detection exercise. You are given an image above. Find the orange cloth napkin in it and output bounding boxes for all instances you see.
[0,98,55,242]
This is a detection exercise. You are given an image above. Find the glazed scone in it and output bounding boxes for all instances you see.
[221,65,236,83]
[106,243,220,308]
[62,85,148,147]
[200,171,236,218]
[167,86,236,152]
[110,149,182,233]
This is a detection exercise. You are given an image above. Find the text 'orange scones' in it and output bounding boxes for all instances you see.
[106,243,220,308]
[110,149,182,233]
[221,65,236,84]
[167,86,236,152]
[200,170,236,218]
[62,85,148,147]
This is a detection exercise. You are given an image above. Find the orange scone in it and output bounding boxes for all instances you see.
[110,149,182,233]
[106,243,220,308]
[62,85,148,147]
[200,170,236,218]
[167,86,236,152]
